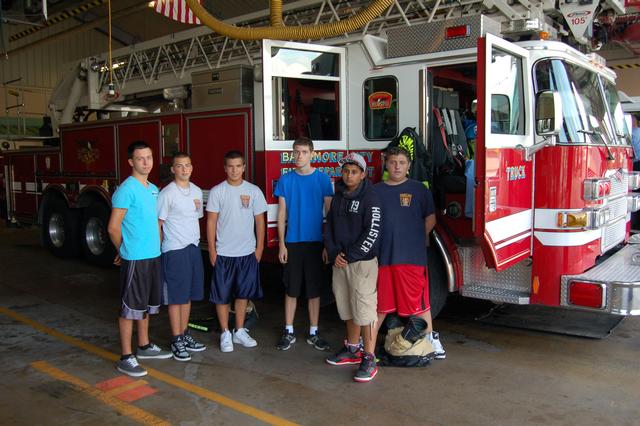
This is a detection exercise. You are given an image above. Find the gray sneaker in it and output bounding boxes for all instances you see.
[171,336,191,362]
[136,343,172,359]
[183,331,206,352]
[116,356,147,377]
[306,333,330,351]
[276,330,296,351]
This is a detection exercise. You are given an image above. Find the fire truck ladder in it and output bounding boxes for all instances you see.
[86,0,555,99]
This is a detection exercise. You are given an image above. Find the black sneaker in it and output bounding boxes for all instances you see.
[326,341,362,366]
[183,331,206,352]
[276,330,296,351]
[171,336,191,362]
[306,333,330,351]
[353,352,378,383]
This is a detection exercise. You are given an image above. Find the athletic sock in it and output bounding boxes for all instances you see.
[285,325,294,334]
[309,326,318,336]
[346,342,360,353]
[138,343,151,350]
[120,354,133,360]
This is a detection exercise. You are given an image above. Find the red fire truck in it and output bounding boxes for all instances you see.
[4,13,640,317]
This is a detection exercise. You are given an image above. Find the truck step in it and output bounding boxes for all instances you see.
[460,284,530,304]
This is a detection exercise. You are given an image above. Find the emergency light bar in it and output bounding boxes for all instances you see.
[586,53,607,68]
[583,177,611,201]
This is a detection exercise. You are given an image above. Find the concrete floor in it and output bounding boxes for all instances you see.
[1,225,639,426]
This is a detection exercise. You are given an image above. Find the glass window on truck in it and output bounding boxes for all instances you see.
[488,47,525,136]
[363,76,398,140]
[534,59,616,145]
[270,48,341,141]
[602,80,631,145]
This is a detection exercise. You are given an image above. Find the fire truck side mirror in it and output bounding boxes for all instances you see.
[535,90,562,136]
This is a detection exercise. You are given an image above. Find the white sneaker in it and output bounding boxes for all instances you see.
[429,331,446,359]
[233,328,258,348]
[220,330,234,353]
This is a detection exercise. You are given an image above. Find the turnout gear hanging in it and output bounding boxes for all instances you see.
[384,127,433,187]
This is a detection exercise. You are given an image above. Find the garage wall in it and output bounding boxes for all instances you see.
[1,19,120,89]
[614,66,640,97]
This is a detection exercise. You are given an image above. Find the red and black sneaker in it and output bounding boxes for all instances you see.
[326,341,362,366]
[353,352,378,383]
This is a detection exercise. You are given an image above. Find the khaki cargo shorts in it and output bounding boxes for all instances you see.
[332,258,378,326]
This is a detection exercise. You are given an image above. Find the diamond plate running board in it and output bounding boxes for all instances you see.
[460,284,530,304]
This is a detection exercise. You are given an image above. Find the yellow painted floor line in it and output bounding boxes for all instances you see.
[1,306,299,426]
[31,361,169,426]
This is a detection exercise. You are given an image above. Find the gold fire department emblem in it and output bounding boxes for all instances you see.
[240,195,251,209]
[78,141,100,165]
[399,193,412,207]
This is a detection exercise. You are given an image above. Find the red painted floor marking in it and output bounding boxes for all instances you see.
[96,376,134,391]
[116,385,158,403]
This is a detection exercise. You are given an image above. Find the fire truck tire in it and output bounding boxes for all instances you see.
[81,202,117,267]
[41,197,80,258]
[427,244,448,318]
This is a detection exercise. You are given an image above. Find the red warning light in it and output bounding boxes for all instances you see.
[445,25,471,40]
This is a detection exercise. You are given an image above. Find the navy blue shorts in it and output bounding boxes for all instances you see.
[162,244,205,305]
[210,253,262,305]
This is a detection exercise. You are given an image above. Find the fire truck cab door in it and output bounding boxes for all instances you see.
[475,34,534,271]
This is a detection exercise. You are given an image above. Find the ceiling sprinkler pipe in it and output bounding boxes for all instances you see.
[186,0,395,41]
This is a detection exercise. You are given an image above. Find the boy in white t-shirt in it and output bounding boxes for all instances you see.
[157,152,206,361]
[206,150,267,352]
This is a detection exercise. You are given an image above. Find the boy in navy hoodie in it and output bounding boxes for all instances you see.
[324,153,382,382]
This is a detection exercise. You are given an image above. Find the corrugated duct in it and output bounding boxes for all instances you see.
[186,0,395,41]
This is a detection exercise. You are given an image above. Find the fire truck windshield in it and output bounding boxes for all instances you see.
[534,59,617,146]
[602,80,631,145]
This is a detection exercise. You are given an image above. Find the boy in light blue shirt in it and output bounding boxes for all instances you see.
[108,141,171,377]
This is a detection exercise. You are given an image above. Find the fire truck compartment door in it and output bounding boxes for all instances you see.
[262,39,347,152]
[475,34,534,271]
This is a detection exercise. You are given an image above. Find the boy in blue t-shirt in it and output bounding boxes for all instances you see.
[108,141,171,377]
[274,137,334,351]
[374,146,446,359]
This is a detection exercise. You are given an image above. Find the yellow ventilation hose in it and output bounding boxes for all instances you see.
[186,0,394,41]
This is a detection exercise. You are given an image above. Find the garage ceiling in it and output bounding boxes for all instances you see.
[1,0,639,61]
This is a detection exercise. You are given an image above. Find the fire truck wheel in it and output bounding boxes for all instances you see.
[81,202,117,267]
[427,244,448,318]
[41,197,80,258]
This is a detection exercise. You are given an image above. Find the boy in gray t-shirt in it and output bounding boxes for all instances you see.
[157,152,206,361]
[206,150,267,353]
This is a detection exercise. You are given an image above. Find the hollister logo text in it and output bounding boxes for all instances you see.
[240,195,250,208]
[349,200,360,213]
[368,91,392,110]
[400,193,412,207]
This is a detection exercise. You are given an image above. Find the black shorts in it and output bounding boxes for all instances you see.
[119,256,163,320]
[283,242,323,299]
